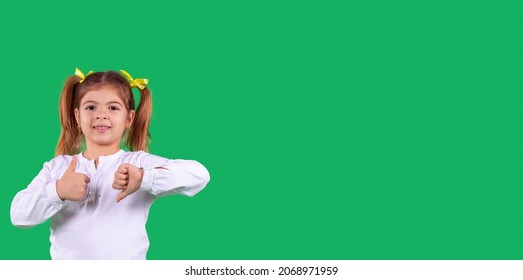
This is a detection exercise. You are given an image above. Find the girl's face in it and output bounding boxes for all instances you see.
[74,86,135,152]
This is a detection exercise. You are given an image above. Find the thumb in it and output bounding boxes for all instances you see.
[67,155,78,173]
[116,190,128,203]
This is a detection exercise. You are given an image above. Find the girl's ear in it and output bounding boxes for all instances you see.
[74,108,80,127]
[127,110,136,128]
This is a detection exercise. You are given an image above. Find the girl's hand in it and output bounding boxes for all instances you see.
[56,156,90,201]
[113,163,144,203]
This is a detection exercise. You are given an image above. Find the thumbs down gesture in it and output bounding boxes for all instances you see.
[113,163,144,203]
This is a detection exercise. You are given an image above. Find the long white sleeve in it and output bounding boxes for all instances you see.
[138,153,210,198]
[11,150,211,259]
[11,159,66,228]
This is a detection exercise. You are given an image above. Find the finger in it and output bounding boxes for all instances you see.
[118,164,129,173]
[116,191,128,203]
[113,178,128,187]
[67,156,78,172]
[114,172,129,181]
[81,174,91,183]
[112,183,126,190]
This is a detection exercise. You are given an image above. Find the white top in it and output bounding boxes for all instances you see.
[10,150,210,260]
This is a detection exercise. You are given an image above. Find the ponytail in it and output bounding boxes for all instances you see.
[127,87,152,152]
[55,76,82,156]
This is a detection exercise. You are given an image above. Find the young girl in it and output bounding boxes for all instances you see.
[10,68,210,260]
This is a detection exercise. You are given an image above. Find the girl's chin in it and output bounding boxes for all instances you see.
[85,137,119,146]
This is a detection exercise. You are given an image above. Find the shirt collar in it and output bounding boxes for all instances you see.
[77,149,125,163]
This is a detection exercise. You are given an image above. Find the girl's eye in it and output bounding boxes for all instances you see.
[86,106,95,110]
[109,106,120,111]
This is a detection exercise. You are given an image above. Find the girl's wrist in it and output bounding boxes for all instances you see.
[139,168,144,185]
[55,180,65,201]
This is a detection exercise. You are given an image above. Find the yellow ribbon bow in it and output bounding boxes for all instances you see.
[120,70,149,90]
[75,68,93,83]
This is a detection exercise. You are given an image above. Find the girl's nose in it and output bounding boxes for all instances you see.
[96,116,108,120]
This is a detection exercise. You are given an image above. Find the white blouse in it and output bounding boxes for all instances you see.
[10,150,210,260]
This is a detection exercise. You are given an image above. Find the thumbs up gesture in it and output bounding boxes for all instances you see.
[113,163,144,203]
[56,156,90,201]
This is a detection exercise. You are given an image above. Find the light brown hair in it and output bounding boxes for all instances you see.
[55,71,152,155]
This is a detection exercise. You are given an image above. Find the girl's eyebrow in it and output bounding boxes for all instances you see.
[82,100,124,106]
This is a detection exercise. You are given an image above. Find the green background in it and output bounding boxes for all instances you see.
[1,0,522,259]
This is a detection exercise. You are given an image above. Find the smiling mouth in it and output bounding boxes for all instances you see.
[93,126,111,132]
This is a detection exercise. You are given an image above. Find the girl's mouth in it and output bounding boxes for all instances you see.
[93,126,111,133]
